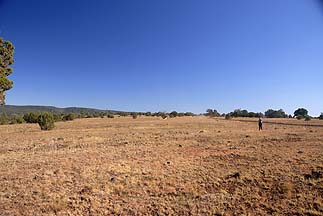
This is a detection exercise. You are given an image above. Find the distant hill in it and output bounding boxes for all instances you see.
[0,105,120,116]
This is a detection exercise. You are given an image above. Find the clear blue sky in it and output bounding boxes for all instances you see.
[1,0,323,115]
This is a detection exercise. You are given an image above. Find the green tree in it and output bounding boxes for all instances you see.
[169,111,178,118]
[264,109,288,118]
[293,108,308,118]
[319,113,323,120]
[206,109,220,117]
[0,38,14,105]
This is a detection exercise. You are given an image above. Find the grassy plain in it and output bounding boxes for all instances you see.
[0,116,322,215]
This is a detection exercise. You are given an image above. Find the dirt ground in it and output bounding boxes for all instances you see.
[0,116,322,215]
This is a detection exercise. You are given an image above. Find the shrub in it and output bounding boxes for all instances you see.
[161,113,168,119]
[53,114,63,122]
[92,112,100,118]
[38,112,55,130]
[86,113,93,118]
[62,113,76,121]
[0,114,9,125]
[169,111,178,118]
[145,112,152,116]
[10,115,25,124]
[305,116,311,121]
[107,114,114,118]
[319,113,323,120]
[225,114,232,120]
[131,113,138,119]
[118,112,128,117]
[23,112,40,123]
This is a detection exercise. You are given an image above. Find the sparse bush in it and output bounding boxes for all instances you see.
[53,113,62,122]
[86,113,93,118]
[99,112,105,118]
[131,112,138,119]
[107,114,114,118]
[38,112,55,130]
[23,112,40,123]
[225,114,232,120]
[305,116,311,121]
[169,111,178,118]
[0,114,9,125]
[62,113,76,121]
[10,115,25,124]
[92,112,100,118]
[161,113,167,119]
[145,112,152,116]
[118,112,128,117]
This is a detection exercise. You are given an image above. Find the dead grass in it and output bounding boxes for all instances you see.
[0,116,323,215]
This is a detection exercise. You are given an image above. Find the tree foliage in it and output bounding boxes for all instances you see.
[205,109,221,117]
[293,108,308,118]
[319,113,323,120]
[228,109,263,118]
[0,38,14,105]
[264,109,288,118]
[169,111,178,118]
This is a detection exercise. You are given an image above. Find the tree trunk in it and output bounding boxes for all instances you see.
[0,91,5,105]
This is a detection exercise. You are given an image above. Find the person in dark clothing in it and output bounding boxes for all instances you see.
[258,118,263,131]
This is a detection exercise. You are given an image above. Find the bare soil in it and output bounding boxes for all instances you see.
[0,116,322,215]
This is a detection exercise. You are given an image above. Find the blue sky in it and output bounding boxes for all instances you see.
[0,0,322,115]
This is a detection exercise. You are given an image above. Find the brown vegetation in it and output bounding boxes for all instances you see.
[0,116,322,215]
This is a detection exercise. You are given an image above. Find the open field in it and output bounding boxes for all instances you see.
[0,116,323,215]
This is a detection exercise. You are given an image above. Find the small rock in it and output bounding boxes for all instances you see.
[178,144,182,147]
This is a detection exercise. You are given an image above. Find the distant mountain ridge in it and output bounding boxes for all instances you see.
[0,105,118,115]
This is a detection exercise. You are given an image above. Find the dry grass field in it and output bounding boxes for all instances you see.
[0,116,323,215]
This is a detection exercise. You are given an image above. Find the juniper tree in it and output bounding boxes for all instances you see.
[0,38,14,105]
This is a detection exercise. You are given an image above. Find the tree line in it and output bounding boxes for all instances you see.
[205,108,322,120]
[0,110,197,130]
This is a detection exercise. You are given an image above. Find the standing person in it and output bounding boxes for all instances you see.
[258,117,263,131]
